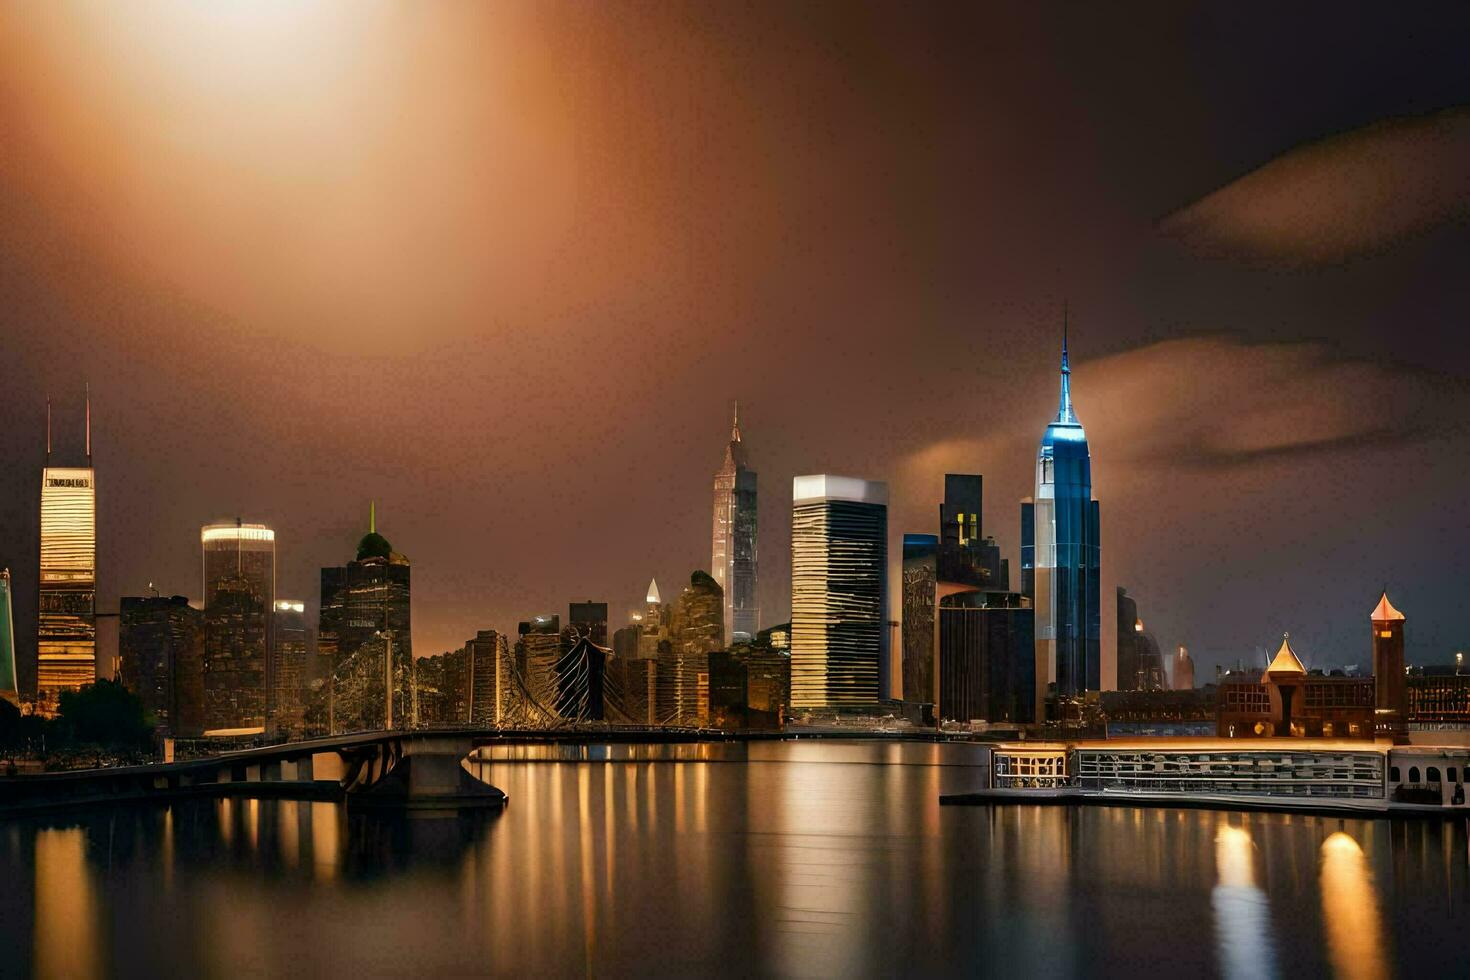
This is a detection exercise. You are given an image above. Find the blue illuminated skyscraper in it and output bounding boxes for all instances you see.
[1021,329,1100,709]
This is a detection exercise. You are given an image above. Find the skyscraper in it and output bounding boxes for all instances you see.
[938,590,1035,725]
[119,594,203,735]
[201,522,276,611]
[517,616,561,716]
[318,504,412,732]
[466,629,511,726]
[1371,591,1406,741]
[790,475,888,710]
[202,575,268,733]
[0,569,18,704]
[900,534,938,708]
[659,570,723,724]
[271,599,310,735]
[711,404,758,644]
[939,475,1007,588]
[1021,330,1101,711]
[38,395,97,704]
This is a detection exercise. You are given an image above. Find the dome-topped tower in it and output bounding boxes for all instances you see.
[356,500,395,561]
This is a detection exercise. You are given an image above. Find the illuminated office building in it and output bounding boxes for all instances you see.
[271,599,310,735]
[201,521,276,611]
[517,616,561,716]
[0,569,18,703]
[120,594,202,735]
[318,504,412,732]
[790,475,888,710]
[1021,333,1101,707]
[711,404,759,644]
[658,571,723,724]
[202,575,268,733]
[467,629,511,725]
[38,395,97,703]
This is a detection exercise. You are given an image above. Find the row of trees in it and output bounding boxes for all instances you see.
[0,680,155,771]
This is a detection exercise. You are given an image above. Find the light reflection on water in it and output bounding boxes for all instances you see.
[0,740,1462,978]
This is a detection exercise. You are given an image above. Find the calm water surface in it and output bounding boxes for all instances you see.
[0,740,1465,978]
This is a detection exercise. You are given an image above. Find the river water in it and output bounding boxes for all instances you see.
[0,740,1465,978]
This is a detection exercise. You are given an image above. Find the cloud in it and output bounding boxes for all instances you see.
[1160,108,1470,264]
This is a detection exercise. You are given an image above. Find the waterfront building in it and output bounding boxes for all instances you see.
[740,631,790,727]
[938,474,1006,588]
[318,505,413,732]
[202,574,268,733]
[569,601,609,647]
[711,404,759,644]
[1020,333,1101,707]
[1371,592,1407,740]
[1216,635,1375,739]
[517,616,561,716]
[790,475,888,710]
[938,590,1036,725]
[900,534,938,708]
[0,569,17,703]
[1116,588,1140,690]
[119,594,203,735]
[708,650,749,729]
[466,630,511,725]
[38,396,97,704]
[1406,666,1470,727]
[271,600,310,735]
[1173,645,1196,690]
[201,521,275,612]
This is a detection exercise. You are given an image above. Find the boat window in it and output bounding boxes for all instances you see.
[1409,767,1420,782]
[1427,767,1442,783]
[1390,766,1400,782]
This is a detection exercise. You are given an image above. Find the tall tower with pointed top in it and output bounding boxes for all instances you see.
[1021,330,1101,711]
[37,391,97,704]
[1371,591,1407,741]
[711,403,759,644]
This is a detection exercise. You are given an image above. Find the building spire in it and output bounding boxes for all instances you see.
[45,397,51,462]
[731,399,742,442]
[85,382,91,460]
[1055,305,1076,424]
[369,499,376,535]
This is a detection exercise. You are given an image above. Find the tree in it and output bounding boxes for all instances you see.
[55,679,153,751]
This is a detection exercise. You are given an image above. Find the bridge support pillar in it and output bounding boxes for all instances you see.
[347,735,506,810]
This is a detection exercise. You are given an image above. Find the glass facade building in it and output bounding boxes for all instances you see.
[271,599,310,735]
[1021,337,1101,702]
[900,534,938,708]
[790,475,888,710]
[38,465,97,700]
[938,590,1036,725]
[200,522,275,611]
[202,574,268,733]
[711,406,758,644]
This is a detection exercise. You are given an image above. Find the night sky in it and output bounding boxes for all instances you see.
[2,3,1468,689]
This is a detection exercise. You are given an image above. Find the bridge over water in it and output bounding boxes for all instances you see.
[0,726,740,814]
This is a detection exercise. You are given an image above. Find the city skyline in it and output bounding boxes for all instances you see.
[3,4,1469,684]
